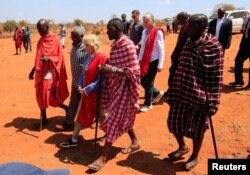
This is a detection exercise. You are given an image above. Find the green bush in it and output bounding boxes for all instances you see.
[3,20,17,33]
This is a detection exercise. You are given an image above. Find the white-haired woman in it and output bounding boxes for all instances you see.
[60,34,107,147]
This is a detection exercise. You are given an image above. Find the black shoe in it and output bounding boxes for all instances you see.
[60,137,77,148]
[229,81,244,87]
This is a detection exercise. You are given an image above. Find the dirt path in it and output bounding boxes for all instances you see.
[0,32,249,175]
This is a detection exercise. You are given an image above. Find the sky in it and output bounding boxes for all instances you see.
[0,0,250,24]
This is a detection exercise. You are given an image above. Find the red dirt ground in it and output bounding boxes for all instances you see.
[0,31,249,175]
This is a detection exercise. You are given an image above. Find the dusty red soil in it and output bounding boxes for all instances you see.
[0,31,249,175]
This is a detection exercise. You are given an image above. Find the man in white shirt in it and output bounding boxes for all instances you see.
[58,24,67,49]
[138,12,165,112]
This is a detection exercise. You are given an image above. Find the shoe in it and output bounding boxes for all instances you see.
[60,137,77,148]
[140,105,153,112]
[152,91,164,104]
[229,81,244,87]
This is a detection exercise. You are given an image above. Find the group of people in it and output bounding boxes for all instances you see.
[13,26,32,54]
[27,7,249,173]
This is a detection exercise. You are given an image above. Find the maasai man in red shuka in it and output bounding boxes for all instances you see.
[29,19,69,128]
[87,18,140,172]
[13,26,23,55]
[59,34,108,148]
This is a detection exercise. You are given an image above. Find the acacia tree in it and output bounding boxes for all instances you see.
[3,20,17,33]
[74,18,84,26]
[212,3,236,13]
[47,19,56,32]
[19,20,29,28]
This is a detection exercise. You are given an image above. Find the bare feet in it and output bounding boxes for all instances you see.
[183,156,199,171]
[168,147,190,160]
[121,144,140,154]
[88,158,105,172]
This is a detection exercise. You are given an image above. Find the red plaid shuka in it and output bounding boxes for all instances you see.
[100,35,140,143]
[166,33,224,139]
[167,33,224,111]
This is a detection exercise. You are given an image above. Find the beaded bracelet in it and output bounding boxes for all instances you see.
[111,67,118,73]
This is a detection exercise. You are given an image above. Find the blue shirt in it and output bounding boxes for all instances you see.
[78,54,100,95]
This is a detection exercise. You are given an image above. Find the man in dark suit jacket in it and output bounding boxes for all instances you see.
[168,11,189,87]
[229,16,250,88]
[208,7,232,52]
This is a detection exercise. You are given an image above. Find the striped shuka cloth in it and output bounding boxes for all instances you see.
[166,33,224,140]
[100,35,140,143]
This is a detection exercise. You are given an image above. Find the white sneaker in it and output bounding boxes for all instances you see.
[152,91,164,104]
[140,105,153,112]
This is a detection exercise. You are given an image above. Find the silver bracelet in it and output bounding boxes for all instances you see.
[111,67,118,73]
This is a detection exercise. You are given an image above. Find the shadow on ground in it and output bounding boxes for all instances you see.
[228,67,249,74]
[45,133,121,174]
[222,84,250,94]
[116,150,194,175]
[4,116,65,134]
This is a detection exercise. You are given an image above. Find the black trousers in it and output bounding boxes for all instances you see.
[64,86,82,124]
[141,59,160,106]
[234,47,250,83]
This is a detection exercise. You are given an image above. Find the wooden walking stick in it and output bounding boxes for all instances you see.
[40,60,44,131]
[248,57,250,87]
[205,87,219,159]
[94,69,104,149]
[208,116,219,159]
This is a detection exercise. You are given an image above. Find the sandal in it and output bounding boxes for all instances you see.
[121,144,140,154]
[183,157,199,171]
[100,134,106,142]
[88,160,105,172]
[168,147,190,160]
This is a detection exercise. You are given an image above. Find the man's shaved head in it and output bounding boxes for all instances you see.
[187,14,208,40]
[37,19,49,36]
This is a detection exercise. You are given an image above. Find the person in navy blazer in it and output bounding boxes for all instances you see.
[208,7,232,52]
[229,16,250,88]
